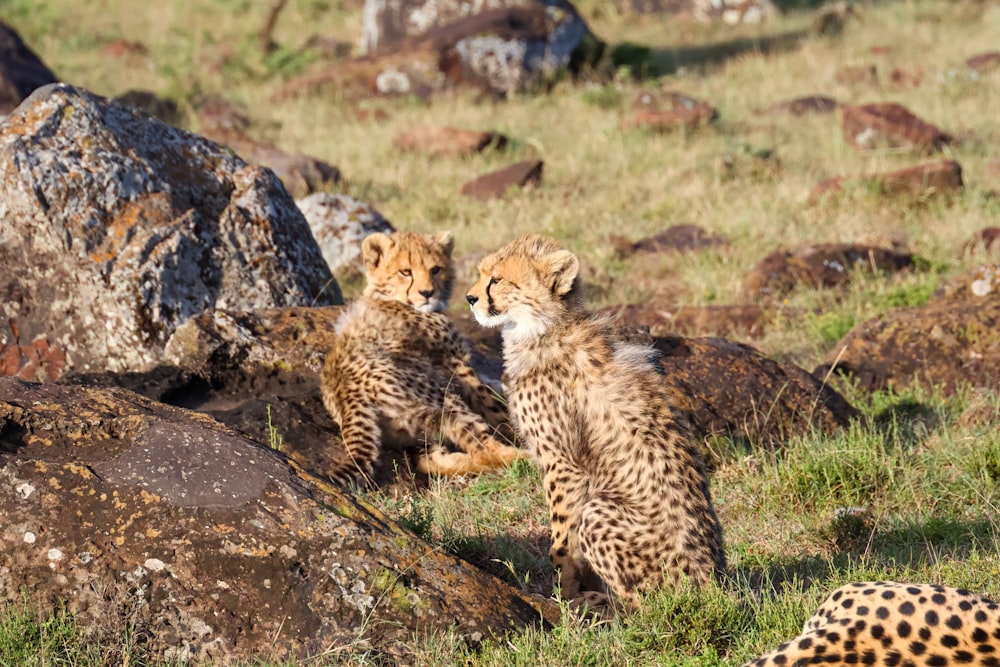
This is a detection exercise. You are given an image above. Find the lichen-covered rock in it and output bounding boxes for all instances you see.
[651,335,860,453]
[815,265,1000,395]
[359,0,597,96]
[0,377,555,663]
[0,84,342,382]
[295,193,395,277]
[743,243,916,299]
[839,103,952,152]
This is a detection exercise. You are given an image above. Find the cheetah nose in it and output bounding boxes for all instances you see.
[466,294,478,306]
[419,288,434,299]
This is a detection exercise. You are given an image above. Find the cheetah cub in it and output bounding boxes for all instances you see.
[744,581,1000,667]
[466,234,726,610]
[321,230,525,487]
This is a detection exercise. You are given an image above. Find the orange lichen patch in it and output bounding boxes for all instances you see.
[90,194,177,263]
[48,477,62,490]
[139,489,162,505]
[145,528,162,538]
[212,524,237,534]
[64,463,96,479]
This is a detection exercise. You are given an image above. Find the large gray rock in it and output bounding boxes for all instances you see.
[295,192,394,278]
[361,0,596,96]
[0,377,555,663]
[0,84,342,382]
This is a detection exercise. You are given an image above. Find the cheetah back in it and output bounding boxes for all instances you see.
[744,581,1000,667]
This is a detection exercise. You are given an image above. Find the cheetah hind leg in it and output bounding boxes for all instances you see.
[419,393,527,476]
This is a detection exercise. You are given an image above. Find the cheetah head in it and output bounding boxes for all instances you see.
[362,230,455,313]
[466,234,582,342]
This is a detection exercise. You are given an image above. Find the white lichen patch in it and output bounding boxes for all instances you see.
[15,481,35,499]
[23,531,36,544]
[143,557,166,572]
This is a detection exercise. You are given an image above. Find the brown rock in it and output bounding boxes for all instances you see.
[353,106,391,122]
[610,224,729,257]
[761,95,840,116]
[743,243,916,298]
[931,264,1000,302]
[395,124,507,156]
[198,100,341,198]
[840,103,953,151]
[653,335,860,451]
[809,160,963,203]
[0,20,57,115]
[621,90,717,131]
[0,377,555,664]
[809,176,848,202]
[460,159,543,201]
[835,63,879,88]
[602,303,775,340]
[889,67,924,88]
[966,51,1000,73]
[115,89,183,126]
[0,84,340,382]
[962,227,1000,256]
[98,39,148,59]
[228,136,341,198]
[815,280,1000,395]
[874,160,962,197]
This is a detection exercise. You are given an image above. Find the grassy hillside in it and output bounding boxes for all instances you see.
[3,0,999,664]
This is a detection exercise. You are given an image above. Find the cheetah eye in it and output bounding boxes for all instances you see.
[430,266,443,276]
[489,276,502,286]
[398,268,412,277]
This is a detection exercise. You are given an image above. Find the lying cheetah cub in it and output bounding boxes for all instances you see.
[322,230,524,487]
[466,234,725,610]
[744,581,1000,667]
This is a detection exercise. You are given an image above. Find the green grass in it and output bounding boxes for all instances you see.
[4,0,1000,664]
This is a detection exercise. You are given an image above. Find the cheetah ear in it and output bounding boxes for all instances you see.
[433,230,455,257]
[547,249,579,296]
[362,232,392,270]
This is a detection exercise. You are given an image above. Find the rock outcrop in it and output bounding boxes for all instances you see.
[280,0,599,98]
[816,265,1000,395]
[0,84,341,382]
[839,103,953,152]
[652,335,860,453]
[743,243,916,299]
[295,193,395,278]
[0,378,554,663]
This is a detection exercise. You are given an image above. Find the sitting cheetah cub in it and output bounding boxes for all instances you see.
[466,234,726,610]
[321,230,525,487]
[744,581,1000,667]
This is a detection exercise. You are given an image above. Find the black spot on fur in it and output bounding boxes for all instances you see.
[899,601,916,616]
[897,621,912,638]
